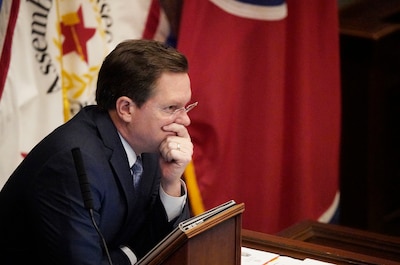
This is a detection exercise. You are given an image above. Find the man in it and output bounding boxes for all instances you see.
[0,39,196,265]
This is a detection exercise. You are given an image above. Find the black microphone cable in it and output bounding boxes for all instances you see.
[88,208,114,265]
[72,147,114,265]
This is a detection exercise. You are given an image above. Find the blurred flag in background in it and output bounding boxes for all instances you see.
[0,0,169,187]
[175,0,341,233]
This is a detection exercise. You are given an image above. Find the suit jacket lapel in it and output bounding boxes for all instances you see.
[94,110,136,221]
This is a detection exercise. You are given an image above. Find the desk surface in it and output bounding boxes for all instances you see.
[242,220,400,265]
[277,220,400,262]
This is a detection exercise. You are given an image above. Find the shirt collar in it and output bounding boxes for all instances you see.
[118,132,138,168]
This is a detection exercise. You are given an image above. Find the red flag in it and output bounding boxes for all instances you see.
[177,0,341,233]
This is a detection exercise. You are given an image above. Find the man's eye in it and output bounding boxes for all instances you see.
[164,105,178,113]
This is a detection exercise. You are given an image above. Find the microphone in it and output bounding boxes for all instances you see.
[71,147,114,265]
[71,147,94,209]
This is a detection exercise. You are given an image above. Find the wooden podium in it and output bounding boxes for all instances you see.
[137,202,245,265]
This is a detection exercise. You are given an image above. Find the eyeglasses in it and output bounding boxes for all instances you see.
[161,101,198,115]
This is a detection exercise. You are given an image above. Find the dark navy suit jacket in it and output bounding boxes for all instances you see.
[0,105,190,265]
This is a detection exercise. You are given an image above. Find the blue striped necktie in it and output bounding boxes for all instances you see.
[131,156,143,188]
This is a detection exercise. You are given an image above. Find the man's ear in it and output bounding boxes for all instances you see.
[115,96,135,122]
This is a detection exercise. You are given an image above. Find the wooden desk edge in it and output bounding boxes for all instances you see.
[242,229,400,265]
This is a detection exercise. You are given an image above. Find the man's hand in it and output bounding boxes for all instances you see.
[159,123,193,196]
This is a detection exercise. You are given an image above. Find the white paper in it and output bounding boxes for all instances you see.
[267,256,303,264]
[241,247,337,265]
[303,258,336,265]
[241,247,280,264]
